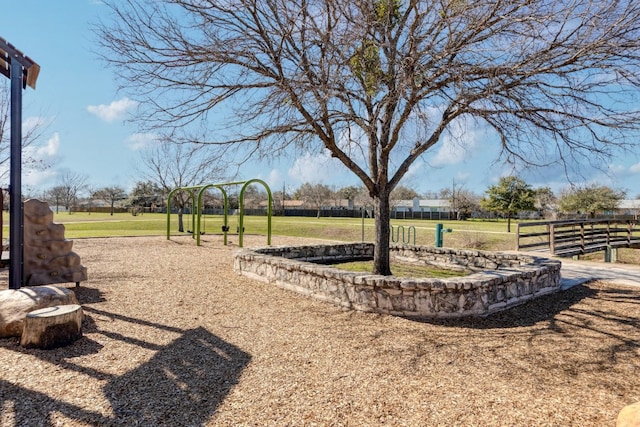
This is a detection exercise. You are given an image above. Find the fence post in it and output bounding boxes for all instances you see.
[549,224,556,254]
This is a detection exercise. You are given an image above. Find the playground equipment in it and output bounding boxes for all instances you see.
[1,37,40,289]
[0,198,87,286]
[435,223,453,247]
[166,179,272,247]
[391,225,416,245]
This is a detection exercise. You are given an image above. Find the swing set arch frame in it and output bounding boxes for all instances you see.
[166,179,272,247]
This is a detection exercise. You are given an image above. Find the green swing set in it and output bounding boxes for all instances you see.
[166,179,272,247]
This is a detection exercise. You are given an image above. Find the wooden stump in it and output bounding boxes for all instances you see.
[20,304,83,349]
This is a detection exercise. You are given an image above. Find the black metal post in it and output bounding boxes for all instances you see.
[9,57,23,289]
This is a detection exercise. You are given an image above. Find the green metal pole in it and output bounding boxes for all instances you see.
[219,186,229,245]
[166,188,179,240]
[435,223,443,247]
[239,179,273,247]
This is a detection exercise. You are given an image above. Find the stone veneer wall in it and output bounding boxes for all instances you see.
[233,243,562,318]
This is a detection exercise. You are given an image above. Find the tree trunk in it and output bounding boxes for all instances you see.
[178,208,184,232]
[507,216,511,233]
[373,193,392,276]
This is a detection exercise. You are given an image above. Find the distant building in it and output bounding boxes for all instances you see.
[617,199,640,218]
[392,198,452,219]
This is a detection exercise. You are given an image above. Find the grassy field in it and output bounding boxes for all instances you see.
[2,211,517,249]
[3,210,639,263]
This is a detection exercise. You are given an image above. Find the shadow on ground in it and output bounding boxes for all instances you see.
[409,283,601,328]
[0,304,251,426]
[104,326,250,425]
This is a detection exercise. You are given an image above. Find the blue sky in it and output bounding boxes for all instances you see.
[3,0,640,198]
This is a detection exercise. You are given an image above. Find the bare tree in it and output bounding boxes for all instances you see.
[137,137,228,227]
[440,186,480,220]
[534,187,557,220]
[93,186,128,215]
[55,171,88,213]
[0,85,51,183]
[97,0,640,274]
[44,186,67,214]
[139,138,227,191]
[295,183,333,218]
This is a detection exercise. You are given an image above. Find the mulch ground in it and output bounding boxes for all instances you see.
[0,235,639,426]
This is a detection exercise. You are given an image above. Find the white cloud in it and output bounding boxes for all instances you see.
[288,151,348,185]
[36,133,60,157]
[454,171,471,182]
[22,116,48,134]
[24,168,58,188]
[22,132,60,163]
[17,132,60,187]
[266,169,283,189]
[87,97,138,122]
[430,117,485,167]
[126,132,158,151]
[400,160,425,184]
[629,162,640,174]
[608,163,625,176]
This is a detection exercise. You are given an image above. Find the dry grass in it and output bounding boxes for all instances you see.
[1,235,639,426]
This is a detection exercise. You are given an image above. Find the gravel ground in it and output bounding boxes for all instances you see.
[1,235,639,426]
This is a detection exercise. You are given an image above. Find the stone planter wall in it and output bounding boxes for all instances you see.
[233,243,562,318]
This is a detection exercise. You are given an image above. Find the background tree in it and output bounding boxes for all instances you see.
[327,186,343,208]
[45,186,68,214]
[340,186,361,204]
[294,183,333,218]
[93,186,128,215]
[340,184,373,211]
[440,187,480,220]
[127,180,164,215]
[137,137,227,226]
[97,0,640,274]
[534,187,557,220]
[0,85,52,184]
[272,187,291,213]
[241,184,267,209]
[390,185,419,210]
[558,185,625,218]
[481,176,535,232]
[55,171,88,214]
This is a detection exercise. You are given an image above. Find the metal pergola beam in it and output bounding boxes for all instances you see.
[1,37,40,289]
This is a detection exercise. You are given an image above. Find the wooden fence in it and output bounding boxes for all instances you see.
[516,219,640,258]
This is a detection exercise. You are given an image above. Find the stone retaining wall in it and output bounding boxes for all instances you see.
[233,243,562,318]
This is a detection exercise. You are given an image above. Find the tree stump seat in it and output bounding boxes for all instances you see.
[20,304,83,349]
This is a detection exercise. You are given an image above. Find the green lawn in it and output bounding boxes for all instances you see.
[1,211,520,251]
[330,259,469,278]
[8,210,640,261]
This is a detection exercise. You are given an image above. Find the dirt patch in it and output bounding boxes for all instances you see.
[0,235,638,426]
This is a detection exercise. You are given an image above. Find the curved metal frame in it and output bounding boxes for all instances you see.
[166,179,272,247]
[391,224,416,245]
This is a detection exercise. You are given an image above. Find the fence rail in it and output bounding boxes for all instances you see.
[517,219,640,257]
